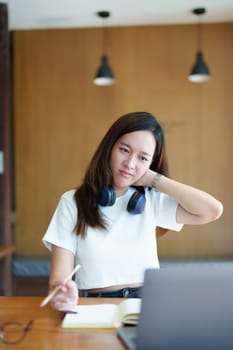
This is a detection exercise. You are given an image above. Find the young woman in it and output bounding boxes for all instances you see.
[42,111,223,311]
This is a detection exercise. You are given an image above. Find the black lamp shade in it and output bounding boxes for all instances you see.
[188,51,210,83]
[93,55,115,86]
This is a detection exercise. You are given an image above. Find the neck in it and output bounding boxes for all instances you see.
[114,187,128,197]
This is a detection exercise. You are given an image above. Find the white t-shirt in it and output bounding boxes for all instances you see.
[42,187,183,289]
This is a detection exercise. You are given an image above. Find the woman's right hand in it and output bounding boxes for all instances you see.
[49,279,79,312]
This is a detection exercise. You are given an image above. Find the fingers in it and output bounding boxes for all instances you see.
[50,294,76,311]
[51,298,73,311]
[49,280,78,311]
[66,280,79,298]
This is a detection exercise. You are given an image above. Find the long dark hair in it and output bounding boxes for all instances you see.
[74,112,169,237]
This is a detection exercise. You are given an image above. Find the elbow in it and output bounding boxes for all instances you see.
[208,200,224,222]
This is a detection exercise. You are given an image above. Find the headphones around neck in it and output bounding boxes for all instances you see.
[98,186,146,214]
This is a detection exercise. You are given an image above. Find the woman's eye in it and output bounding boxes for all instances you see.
[119,147,129,153]
[140,156,148,162]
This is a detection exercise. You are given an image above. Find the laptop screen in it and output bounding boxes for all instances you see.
[130,266,233,350]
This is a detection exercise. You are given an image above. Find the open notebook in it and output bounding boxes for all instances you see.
[62,298,141,328]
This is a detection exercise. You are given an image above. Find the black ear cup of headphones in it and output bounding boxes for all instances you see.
[98,186,146,214]
[98,185,116,206]
[127,190,146,214]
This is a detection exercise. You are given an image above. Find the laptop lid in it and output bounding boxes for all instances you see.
[117,326,138,350]
[118,266,233,350]
[136,266,233,350]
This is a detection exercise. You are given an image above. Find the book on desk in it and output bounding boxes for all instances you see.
[62,298,141,328]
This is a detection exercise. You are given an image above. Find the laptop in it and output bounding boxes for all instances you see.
[117,266,233,350]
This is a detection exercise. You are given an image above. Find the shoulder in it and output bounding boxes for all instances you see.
[60,189,76,202]
[57,189,77,215]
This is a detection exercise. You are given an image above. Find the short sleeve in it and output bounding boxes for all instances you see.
[156,192,183,232]
[42,190,77,255]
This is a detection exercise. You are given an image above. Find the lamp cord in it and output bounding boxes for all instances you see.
[198,16,203,52]
[101,15,109,56]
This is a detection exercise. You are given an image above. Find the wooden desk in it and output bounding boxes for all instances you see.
[0,297,126,349]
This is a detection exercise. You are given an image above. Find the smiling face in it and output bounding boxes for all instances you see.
[109,130,156,196]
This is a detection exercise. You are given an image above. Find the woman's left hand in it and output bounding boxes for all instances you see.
[133,169,155,187]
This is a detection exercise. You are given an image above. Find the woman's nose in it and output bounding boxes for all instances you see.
[124,155,136,169]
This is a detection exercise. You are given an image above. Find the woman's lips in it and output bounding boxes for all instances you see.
[119,170,133,178]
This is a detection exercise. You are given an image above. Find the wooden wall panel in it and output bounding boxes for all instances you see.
[13,23,233,257]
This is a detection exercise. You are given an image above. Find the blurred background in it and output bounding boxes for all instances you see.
[0,0,233,295]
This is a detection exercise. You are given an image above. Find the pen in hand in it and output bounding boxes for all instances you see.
[40,264,81,308]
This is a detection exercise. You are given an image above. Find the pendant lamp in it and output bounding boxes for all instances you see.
[93,11,115,86]
[188,8,210,83]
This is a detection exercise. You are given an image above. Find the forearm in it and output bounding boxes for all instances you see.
[49,245,79,311]
[49,245,75,287]
[136,170,223,224]
[156,175,223,223]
